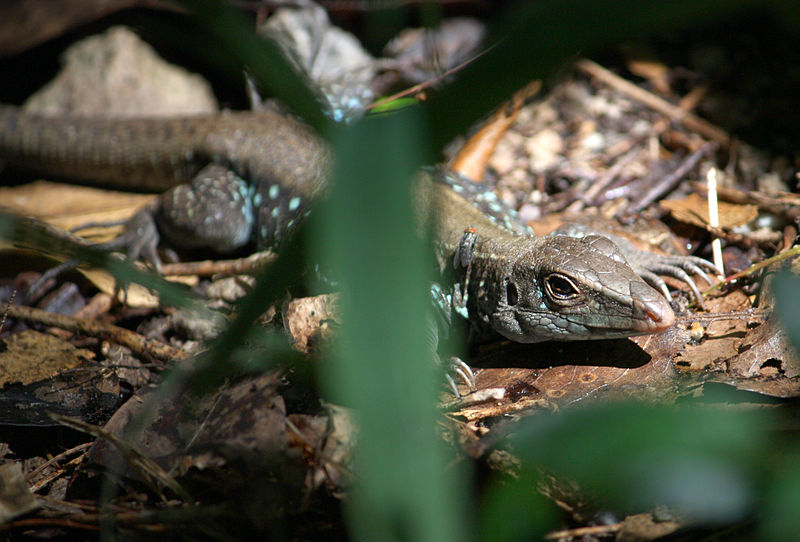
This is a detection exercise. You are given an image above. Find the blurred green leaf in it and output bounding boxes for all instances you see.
[370,97,420,114]
[313,109,468,542]
[497,402,770,526]
[760,453,800,541]
[480,470,555,542]
[774,272,800,352]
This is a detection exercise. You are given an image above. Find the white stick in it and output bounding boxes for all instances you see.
[706,168,724,277]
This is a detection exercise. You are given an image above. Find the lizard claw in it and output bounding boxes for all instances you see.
[631,253,720,304]
[446,356,476,397]
[424,297,476,397]
[26,207,164,302]
[647,254,720,284]
[90,207,163,273]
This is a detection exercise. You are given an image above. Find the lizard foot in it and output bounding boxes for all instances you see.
[445,356,476,398]
[25,206,163,302]
[629,253,721,303]
[427,284,477,397]
[87,205,164,273]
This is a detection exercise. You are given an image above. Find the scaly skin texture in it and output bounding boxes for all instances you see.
[416,171,674,342]
[0,104,698,342]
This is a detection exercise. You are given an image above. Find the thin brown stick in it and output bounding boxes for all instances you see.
[704,244,800,296]
[567,147,642,213]
[674,309,769,324]
[544,523,622,540]
[626,141,717,213]
[690,181,800,222]
[5,304,187,364]
[26,442,91,485]
[0,518,100,532]
[456,396,554,422]
[576,59,730,146]
[49,413,191,503]
[0,290,15,333]
[28,454,87,493]
[160,250,276,276]
[368,45,494,111]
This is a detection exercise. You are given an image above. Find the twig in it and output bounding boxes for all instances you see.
[674,309,769,324]
[5,304,187,364]
[455,396,554,422]
[545,523,622,540]
[689,181,800,223]
[576,58,730,146]
[161,251,276,276]
[26,442,92,488]
[285,416,354,480]
[441,387,505,411]
[567,147,641,213]
[0,518,100,532]
[368,45,494,111]
[703,244,800,296]
[626,141,717,213]
[48,413,191,503]
[28,454,87,493]
[706,168,725,276]
[1,290,15,333]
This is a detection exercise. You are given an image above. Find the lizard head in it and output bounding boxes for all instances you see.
[489,234,675,343]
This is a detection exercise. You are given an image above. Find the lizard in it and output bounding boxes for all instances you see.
[0,103,716,347]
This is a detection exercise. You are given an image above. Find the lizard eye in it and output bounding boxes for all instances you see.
[506,279,518,306]
[545,273,579,300]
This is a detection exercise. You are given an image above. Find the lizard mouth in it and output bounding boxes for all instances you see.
[631,282,675,332]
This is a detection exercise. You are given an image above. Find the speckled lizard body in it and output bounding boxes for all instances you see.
[0,104,714,342]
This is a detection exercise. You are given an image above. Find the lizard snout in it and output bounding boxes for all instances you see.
[630,281,675,331]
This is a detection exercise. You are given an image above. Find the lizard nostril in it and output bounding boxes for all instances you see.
[631,282,675,329]
[643,300,675,329]
[506,280,518,306]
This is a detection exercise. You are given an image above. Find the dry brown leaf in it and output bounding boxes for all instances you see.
[0,247,195,309]
[452,80,541,181]
[671,290,753,372]
[88,371,287,478]
[462,325,692,415]
[80,268,197,308]
[0,329,94,386]
[661,192,757,229]
[728,316,800,381]
[0,463,40,523]
[0,180,155,243]
[617,511,682,541]
[626,58,671,95]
